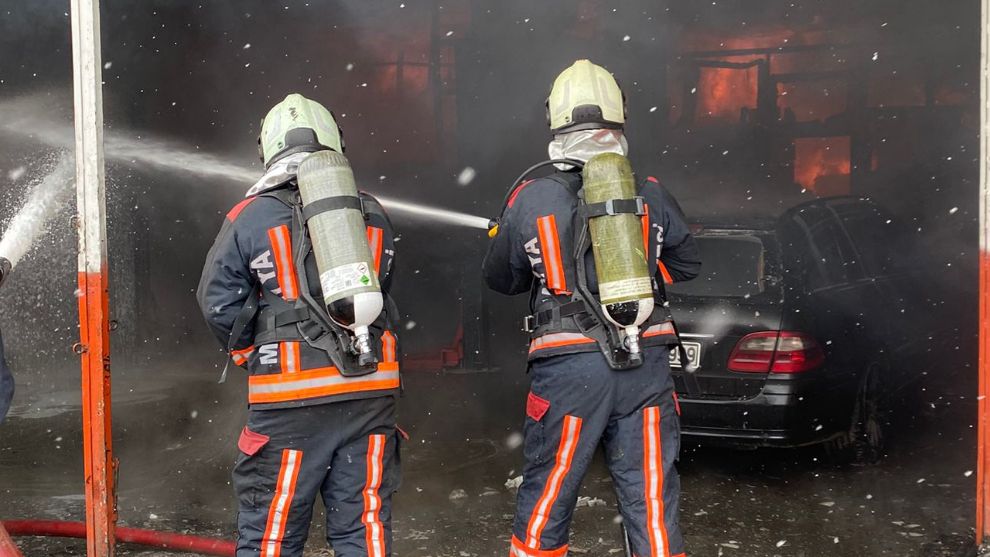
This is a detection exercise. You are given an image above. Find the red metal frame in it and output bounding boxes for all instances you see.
[77,268,116,556]
[980,254,989,545]
[978,0,989,545]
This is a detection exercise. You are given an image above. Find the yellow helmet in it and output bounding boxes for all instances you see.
[546,59,626,134]
[258,93,345,169]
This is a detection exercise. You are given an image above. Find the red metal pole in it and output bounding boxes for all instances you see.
[979,0,990,545]
[70,0,116,555]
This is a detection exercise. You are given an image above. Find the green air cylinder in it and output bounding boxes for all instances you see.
[582,153,655,353]
[297,151,382,365]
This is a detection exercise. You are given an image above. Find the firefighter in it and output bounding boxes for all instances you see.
[484,60,701,557]
[0,326,11,424]
[0,257,13,423]
[197,94,401,557]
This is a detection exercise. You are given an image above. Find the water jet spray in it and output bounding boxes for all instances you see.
[0,156,74,278]
[0,96,491,231]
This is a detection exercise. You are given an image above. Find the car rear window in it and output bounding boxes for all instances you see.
[667,234,769,298]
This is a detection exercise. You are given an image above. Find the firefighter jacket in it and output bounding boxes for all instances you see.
[0,326,12,423]
[197,184,400,410]
[483,169,701,361]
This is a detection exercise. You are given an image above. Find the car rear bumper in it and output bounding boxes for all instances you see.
[679,422,842,448]
[676,372,856,448]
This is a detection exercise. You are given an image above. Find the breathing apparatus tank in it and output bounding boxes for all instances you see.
[296,151,383,368]
[582,153,654,354]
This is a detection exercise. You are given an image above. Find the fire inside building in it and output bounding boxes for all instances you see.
[0,0,982,556]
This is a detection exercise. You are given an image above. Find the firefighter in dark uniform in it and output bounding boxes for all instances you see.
[0,258,13,423]
[484,60,701,557]
[0,325,12,424]
[198,94,401,557]
[0,259,14,557]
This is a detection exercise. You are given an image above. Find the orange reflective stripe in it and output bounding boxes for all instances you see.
[643,322,675,338]
[381,331,397,362]
[529,332,596,353]
[525,415,582,548]
[657,261,674,285]
[642,203,651,258]
[248,366,400,404]
[644,406,672,557]
[280,342,301,374]
[510,536,568,557]
[366,226,384,275]
[249,363,399,387]
[231,345,255,366]
[268,225,299,301]
[363,434,387,557]
[536,215,567,294]
[249,366,400,386]
[261,449,303,557]
[250,378,400,405]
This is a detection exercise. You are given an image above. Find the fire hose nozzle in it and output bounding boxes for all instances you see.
[487,218,500,238]
[0,257,11,290]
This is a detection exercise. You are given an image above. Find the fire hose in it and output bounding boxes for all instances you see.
[0,520,235,556]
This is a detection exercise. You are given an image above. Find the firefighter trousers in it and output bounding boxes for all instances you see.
[233,396,400,557]
[510,348,685,557]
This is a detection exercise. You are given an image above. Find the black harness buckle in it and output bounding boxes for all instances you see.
[604,197,646,216]
[582,196,647,219]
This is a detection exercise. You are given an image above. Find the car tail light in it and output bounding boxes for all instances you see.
[727,331,825,374]
[726,332,778,372]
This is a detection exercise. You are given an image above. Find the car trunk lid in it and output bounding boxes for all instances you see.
[666,231,785,400]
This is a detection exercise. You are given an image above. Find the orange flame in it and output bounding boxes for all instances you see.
[794,137,851,196]
[695,66,759,122]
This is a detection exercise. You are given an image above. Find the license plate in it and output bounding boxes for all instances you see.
[670,341,702,369]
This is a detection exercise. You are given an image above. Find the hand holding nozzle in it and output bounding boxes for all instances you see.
[0,257,11,290]
[487,218,500,238]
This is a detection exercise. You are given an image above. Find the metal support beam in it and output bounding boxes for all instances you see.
[979,0,990,547]
[70,0,116,555]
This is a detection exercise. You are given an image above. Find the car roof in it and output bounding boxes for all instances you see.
[692,196,879,231]
[691,218,777,232]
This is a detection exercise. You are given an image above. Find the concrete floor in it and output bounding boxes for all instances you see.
[0,356,977,557]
